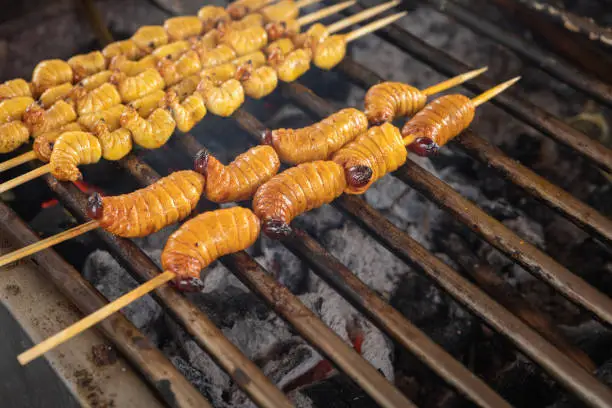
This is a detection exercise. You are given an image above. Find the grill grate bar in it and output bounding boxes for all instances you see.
[281,77,612,325]
[0,202,211,408]
[341,1,612,174]
[111,151,415,408]
[38,170,293,408]
[178,117,509,408]
[426,0,612,107]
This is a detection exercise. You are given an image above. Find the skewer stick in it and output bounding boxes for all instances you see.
[0,220,99,269]
[421,66,489,96]
[344,11,407,43]
[0,151,37,173]
[327,0,399,33]
[18,271,176,365]
[296,0,356,26]
[295,0,323,10]
[471,76,521,107]
[0,163,50,194]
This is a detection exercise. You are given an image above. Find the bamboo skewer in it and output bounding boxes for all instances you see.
[344,12,407,43]
[326,0,399,33]
[0,164,51,194]
[295,0,323,9]
[402,77,522,146]
[0,151,37,173]
[0,220,99,269]
[421,66,489,96]
[296,0,356,26]
[18,270,176,365]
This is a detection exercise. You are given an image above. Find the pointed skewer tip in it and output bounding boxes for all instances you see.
[345,11,407,43]
[471,76,520,107]
[327,0,402,34]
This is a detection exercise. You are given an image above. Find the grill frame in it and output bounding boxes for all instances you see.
[2,0,612,407]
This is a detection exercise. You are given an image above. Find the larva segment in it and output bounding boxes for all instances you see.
[127,90,166,118]
[79,104,126,132]
[67,51,106,82]
[39,83,73,108]
[0,96,35,124]
[313,35,346,70]
[108,55,157,76]
[219,25,268,57]
[264,19,300,41]
[164,90,207,133]
[260,0,299,22]
[190,29,220,53]
[49,131,102,181]
[292,23,328,50]
[265,107,368,164]
[32,122,83,162]
[402,94,475,156]
[119,106,176,149]
[93,121,132,161]
[161,207,260,290]
[152,41,190,61]
[164,16,204,41]
[364,82,427,125]
[102,39,143,61]
[197,78,244,117]
[228,0,270,20]
[197,44,237,68]
[273,48,312,83]
[111,69,165,103]
[24,100,77,138]
[88,170,205,238]
[32,60,74,95]
[0,79,32,101]
[168,75,201,100]
[239,65,278,99]
[157,50,203,86]
[197,6,231,31]
[71,83,121,116]
[78,70,113,91]
[253,160,347,239]
[0,121,29,154]
[132,26,169,53]
[332,122,407,194]
[194,145,280,203]
[229,13,265,31]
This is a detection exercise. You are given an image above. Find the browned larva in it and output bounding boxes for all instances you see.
[49,131,102,181]
[364,82,427,125]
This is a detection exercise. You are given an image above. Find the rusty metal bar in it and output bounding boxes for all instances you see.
[38,171,293,408]
[334,194,612,408]
[114,151,416,408]
[280,80,612,324]
[177,125,510,408]
[340,1,612,174]
[455,130,612,249]
[0,202,211,408]
[425,0,612,106]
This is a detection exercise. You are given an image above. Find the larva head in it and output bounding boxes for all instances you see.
[235,63,252,81]
[346,165,373,189]
[193,148,210,176]
[172,276,205,292]
[91,120,110,137]
[407,137,439,156]
[72,65,88,83]
[109,71,126,86]
[87,192,104,220]
[261,129,274,145]
[265,21,287,41]
[162,89,179,109]
[22,102,44,127]
[262,219,293,240]
[227,4,248,20]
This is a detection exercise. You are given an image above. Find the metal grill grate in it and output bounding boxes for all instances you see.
[2,1,612,407]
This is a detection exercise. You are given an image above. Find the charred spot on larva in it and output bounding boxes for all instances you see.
[263,219,293,240]
[172,276,205,292]
[193,148,210,176]
[346,165,373,188]
[407,137,439,156]
[87,192,104,220]
[262,129,274,145]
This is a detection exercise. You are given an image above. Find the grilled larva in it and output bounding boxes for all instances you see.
[119,106,176,149]
[265,38,295,57]
[132,25,169,53]
[264,108,368,164]
[127,90,166,118]
[110,69,165,103]
[402,94,475,156]
[227,0,270,20]
[200,63,238,85]
[163,90,207,132]
[92,121,133,161]
[190,29,220,53]
[152,40,190,61]
[253,160,347,238]
[196,44,237,68]
[197,78,244,117]
[270,48,312,83]
[161,206,260,290]
[227,13,265,31]
[157,50,203,86]
[87,170,205,238]
[39,83,73,108]
[169,75,201,100]
[197,5,231,31]
[364,82,427,125]
[194,145,280,202]
[69,83,121,116]
[260,0,299,22]
[49,131,102,181]
[237,64,278,99]
[292,23,328,50]
[219,25,268,57]
[0,121,29,153]
[24,100,77,137]
[32,122,83,162]
[67,51,106,82]
[102,39,143,61]
[234,50,267,68]
[108,54,157,76]
[0,96,35,124]
[79,104,126,132]
[78,70,113,91]
[313,35,346,70]
[332,123,406,194]
[264,19,300,41]
[32,60,74,95]
[0,79,32,100]
[164,16,204,41]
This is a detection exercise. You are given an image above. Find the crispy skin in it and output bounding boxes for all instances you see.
[332,123,407,194]
[90,170,205,237]
[196,44,236,68]
[152,41,190,61]
[24,100,77,138]
[79,104,126,132]
[364,82,427,125]
[78,71,113,91]
[161,207,260,286]
[253,160,346,238]
[93,121,132,161]
[293,23,328,50]
[32,122,83,162]
[127,90,165,118]
[196,145,280,202]
[402,94,475,156]
[267,108,368,164]
[227,0,270,19]
[49,131,102,181]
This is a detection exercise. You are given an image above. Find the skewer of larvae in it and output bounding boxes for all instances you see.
[254,78,520,238]
[263,67,488,164]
